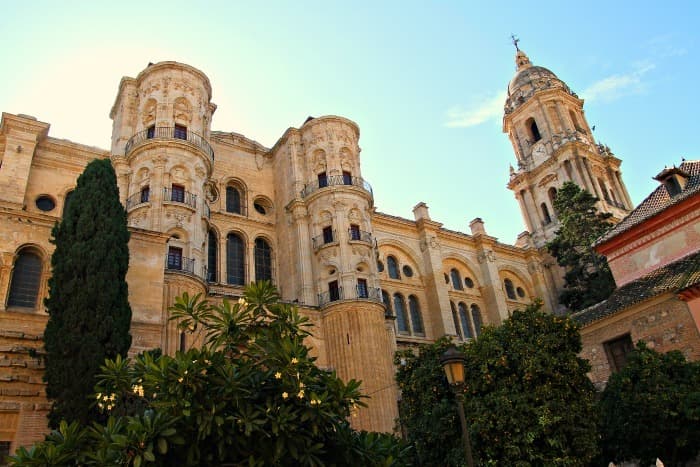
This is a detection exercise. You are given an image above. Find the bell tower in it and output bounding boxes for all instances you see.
[503,45,633,248]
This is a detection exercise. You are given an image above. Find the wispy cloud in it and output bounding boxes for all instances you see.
[445,91,507,128]
[647,34,687,58]
[582,62,655,102]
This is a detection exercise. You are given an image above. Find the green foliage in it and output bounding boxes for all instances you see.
[546,181,616,311]
[43,158,132,427]
[463,301,599,465]
[396,301,598,466]
[599,342,700,467]
[394,337,466,466]
[14,281,408,466]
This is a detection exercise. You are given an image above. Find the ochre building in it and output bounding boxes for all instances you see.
[0,49,634,452]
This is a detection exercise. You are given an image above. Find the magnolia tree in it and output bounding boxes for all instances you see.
[11,282,408,466]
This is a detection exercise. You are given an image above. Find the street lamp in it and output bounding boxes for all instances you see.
[441,345,475,467]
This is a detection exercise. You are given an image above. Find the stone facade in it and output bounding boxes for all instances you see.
[0,50,639,452]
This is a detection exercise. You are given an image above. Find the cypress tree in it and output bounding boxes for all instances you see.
[546,181,616,311]
[44,158,132,427]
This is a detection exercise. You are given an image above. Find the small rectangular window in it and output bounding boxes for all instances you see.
[604,334,634,372]
[146,125,155,139]
[174,124,187,140]
[318,172,328,188]
[171,184,185,203]
[168,246,183,270]
[342,171,352,185]
[0,441,11,465]
[349,224,361,241]
[322,226,334,244]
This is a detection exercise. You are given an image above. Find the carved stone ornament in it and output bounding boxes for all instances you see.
[204,181,219,202]
[477,250,496,263]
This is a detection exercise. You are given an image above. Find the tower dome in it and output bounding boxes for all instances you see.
[504,49,574,114]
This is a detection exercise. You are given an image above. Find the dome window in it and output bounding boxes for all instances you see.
[526,118,541,142]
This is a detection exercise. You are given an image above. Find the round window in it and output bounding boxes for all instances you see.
[36,195,56,212]
[464,277,474,288]
[516,286,526,298]
[254,202,266,214]
[402,265,413,277]
[377,261,384,272]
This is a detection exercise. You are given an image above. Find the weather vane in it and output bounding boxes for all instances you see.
[511,34,520,51]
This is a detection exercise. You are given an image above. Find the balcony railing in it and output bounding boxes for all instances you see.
[125,127,214,163]
[312,230,337,250]
[300,175,373,198]
[605,199,627,210]
[318,287,343,307]
[165,256,209,281]
[348,228,372,244]
[356,286,382,302]
[126,191,149,210]
[163,187,197,209]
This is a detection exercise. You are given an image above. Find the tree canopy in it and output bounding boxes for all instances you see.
[546,181,616,311]
[395,301,599,466]
[43,158,132,427]
[13,282,409,466]
[599,342,700,467]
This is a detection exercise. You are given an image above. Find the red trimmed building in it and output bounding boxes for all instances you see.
[574,160,700,387]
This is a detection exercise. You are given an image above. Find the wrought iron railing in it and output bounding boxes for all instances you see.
[312,230,337,250]
[356,286,382,302]
[348,228,372,244]
[125,126,214,163]
[165,256,196,275]
[125,191,149,210]
[605,199,626,210]
[163,187,197,209]
[300,175,373,198]
[318,287,343,306]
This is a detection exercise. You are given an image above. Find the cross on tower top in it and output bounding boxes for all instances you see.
[511,34,520,51]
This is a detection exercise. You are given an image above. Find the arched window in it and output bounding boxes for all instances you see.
[254,238,273,283]
[387,256,400,279]
[450,268,463,290]
[458,302,473,339]
[504,278,516,300]
[450,302,462,339]
[408,295,424,335]
[226,233,245,285]
[527,118,541,142]
[548,187,557,206]
[7,249,42,308]
[541,203,552,224]
[471,304,482,336]
[207,230,218,282]
[226,186,242,214]
[394,293,408,334]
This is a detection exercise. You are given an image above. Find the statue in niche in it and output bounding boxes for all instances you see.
[174,98,191,123]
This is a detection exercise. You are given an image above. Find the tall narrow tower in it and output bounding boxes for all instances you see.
[109,62,217,353]
[504,47,632,248]
[277,116,398,432]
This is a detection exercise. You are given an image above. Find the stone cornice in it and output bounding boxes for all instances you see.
[109,76,136,119]
[210,131,268,155]
[0,113,50,141]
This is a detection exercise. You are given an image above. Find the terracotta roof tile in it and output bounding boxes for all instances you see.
[572,250,700,326]
[596,160,700,245]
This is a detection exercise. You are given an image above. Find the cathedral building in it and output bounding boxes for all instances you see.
[0,49,632,452]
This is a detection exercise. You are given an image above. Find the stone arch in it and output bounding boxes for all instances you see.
[497,266,534,300]
[221,177,247,215]
[441,254,482,290]
[376,238,424,278]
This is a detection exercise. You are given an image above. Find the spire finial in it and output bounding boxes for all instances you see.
[511,34,520,52]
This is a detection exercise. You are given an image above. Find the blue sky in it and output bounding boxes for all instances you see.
[1,1,697,243]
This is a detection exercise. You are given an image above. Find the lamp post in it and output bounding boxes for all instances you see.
[441,345,475,467]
